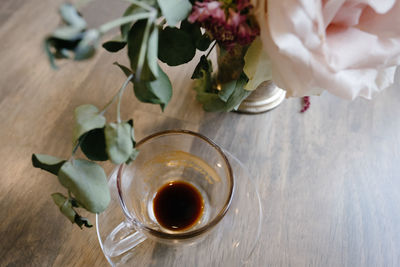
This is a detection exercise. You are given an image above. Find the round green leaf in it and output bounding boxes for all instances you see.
[194,72,250,112]
[74,215,93,228]
[102,39,126,53]
[73,104,106,143]
[113,62,171,110]
[134,65,172,110]
[52,27,82,41]
[158,27,195,66]
[51,193,93,228]
[32,154,66,175]
[218,80,237,102]
[191,55,211,79]
[58,159,110,213]
[113,62,133,77]
[127,20,157,81]
[196,33,212,51]
[157,0,192,26]
[59,3,86,29]
[180,20,202,47]
[120,4,146,40]
[147,27,159,79]
[74,30,100,60]
[105,122,134,164]
[80,128,108,161]
[51,193,76,223]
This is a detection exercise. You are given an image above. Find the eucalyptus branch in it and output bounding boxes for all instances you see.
[98,13,151,34]
[100,91,120,115]
[124,0,157,12]
[135,17,154,80]
[117,74,135,123]
[100,74,134,119]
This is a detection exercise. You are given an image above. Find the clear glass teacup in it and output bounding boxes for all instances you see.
[103,130,234,257]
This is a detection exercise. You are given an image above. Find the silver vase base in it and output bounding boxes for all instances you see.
[237,81,286,114]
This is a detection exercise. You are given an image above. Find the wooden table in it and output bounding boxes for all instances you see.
[1,0,400,266]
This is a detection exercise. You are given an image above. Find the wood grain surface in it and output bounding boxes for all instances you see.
[1,0,400,266]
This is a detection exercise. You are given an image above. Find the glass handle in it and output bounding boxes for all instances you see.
[103,220,147,258]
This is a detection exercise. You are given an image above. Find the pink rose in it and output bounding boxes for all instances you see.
[252,0,400,99]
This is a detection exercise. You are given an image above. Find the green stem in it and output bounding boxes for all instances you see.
[70,130,89,160]
[71,139,81,155]
[123,0,156,12]
[206,41,217,59]
[100,92,119,115]
[98,13,151,34]
[135,17,154,80]
[100,73,135,117]
[117,74,135,123]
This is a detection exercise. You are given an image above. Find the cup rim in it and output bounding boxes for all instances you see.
[117,129,234,240]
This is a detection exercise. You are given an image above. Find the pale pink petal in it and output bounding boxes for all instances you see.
[358,1,400,36]
[329,2,365,27]
[267,0,324,53]
[322,0,346,28]
[325,26,400,70]
[327,0,396,27]
[361,0,395,13]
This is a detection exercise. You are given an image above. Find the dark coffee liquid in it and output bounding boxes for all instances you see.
[153,181,204,231]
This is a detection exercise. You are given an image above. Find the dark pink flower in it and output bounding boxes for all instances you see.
[236,0,251,11]
[237,22,259,45]
[189,0,259,50]
[188,1,225,24]
[226,8,242,29]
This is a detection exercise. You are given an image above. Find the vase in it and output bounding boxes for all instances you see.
[215,46,286,114]
[237,80,286,114]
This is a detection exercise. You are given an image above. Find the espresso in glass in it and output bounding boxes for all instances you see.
[153,181,204,231]
[105,130,234,257]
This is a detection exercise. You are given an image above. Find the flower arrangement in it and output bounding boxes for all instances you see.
[33,0,400,227]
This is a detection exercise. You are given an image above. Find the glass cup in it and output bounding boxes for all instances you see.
[103,130,234,257]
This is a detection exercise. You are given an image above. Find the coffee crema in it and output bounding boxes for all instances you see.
[153,181,204,231]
